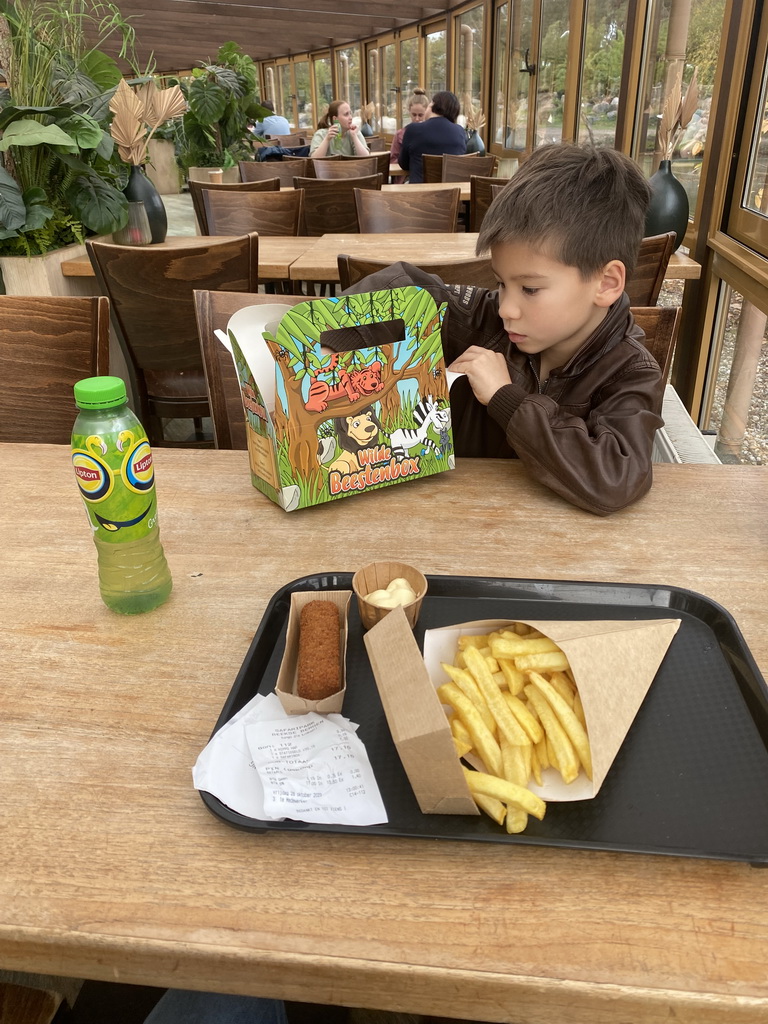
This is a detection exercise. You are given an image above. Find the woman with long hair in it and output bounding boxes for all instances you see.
[309,100,370,158]
[390,88,430,175]
[398,90,467,183]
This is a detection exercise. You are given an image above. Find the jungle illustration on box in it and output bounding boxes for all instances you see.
[226,287,455,511]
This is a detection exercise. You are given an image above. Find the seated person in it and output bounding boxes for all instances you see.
[390,89,430,182]
[398,90,467,183]
[309,100,370,158]
[255,99,291,138]
[333,144,664,516]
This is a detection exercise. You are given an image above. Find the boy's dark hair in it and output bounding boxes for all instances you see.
[477,144,651,277]
[430,90,460,123]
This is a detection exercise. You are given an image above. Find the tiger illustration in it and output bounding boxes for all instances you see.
[305,354,384,413]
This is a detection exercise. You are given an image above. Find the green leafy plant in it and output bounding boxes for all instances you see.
[0,0,139,256]
[175,42,271,170]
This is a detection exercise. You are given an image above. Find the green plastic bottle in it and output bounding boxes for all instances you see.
[330,118,344,154]
[71,376,172,614]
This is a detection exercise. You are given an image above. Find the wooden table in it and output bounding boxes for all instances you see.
[381,180,472,200]
[60,235,314,281]
[290,233,701,285]
[2,444,767,1023]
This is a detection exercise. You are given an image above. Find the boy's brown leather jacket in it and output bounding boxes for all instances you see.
[334,261,665,516]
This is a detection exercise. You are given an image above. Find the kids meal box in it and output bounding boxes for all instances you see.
[219,287,454,511]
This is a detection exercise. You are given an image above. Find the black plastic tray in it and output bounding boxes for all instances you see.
[200,574,768,864]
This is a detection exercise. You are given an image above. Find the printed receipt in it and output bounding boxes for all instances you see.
[193,691,387,826]
[246,712,386,824]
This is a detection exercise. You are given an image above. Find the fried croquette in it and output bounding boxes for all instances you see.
[296,600,341,699]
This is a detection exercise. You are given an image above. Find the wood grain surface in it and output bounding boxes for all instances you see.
[2,445,766,1023]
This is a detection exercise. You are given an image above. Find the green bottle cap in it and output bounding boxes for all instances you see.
[73,376,128,410]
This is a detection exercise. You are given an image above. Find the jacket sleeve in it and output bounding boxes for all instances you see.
[398,126,411,171]
[487,360,664,516]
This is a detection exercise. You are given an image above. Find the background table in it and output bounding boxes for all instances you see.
[1,445,767,1023]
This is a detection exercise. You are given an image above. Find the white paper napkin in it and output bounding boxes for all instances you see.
[193,692,388,826]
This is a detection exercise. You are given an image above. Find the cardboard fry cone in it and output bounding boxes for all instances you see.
[423,617,682,801]
[352,561,427,630]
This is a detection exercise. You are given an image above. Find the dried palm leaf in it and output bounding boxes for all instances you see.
[657,69,700,160]
[109,78,187,165]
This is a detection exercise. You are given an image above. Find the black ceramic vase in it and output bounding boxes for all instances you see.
[123,164,167,244]
[644,159,689,251]
[465,128,486,155]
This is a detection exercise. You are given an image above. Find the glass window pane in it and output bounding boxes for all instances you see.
[399,37,420,125]
[278,65,292,124]
[367,48,380,131]
[638,0,724,219]
[313,56,332,112]
[706,288,768,465]
[506,0,533,150]
[456,6,485,128]
[578,0,629,147]
[425,28,446,95]
[492,4,509,145]
[741,64,768,216]
[381,43,397,133]
[536,0,569,146]
[336,47,362,119]
[294,61,312,129]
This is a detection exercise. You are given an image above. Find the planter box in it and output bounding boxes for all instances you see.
[145,139,182,195]
[0,243,98,298]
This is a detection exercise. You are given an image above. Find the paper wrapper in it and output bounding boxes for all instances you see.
[366,609,681,812]
[352,560,428,631]
[276,591,351,714]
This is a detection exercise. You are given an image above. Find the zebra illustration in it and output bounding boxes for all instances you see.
[389,395,451,461]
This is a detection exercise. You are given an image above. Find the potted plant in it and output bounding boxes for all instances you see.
[175,42,270,183]
[109,76,186,239]
[0,0,137,291]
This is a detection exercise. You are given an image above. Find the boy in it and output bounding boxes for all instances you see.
[339,144,664,516]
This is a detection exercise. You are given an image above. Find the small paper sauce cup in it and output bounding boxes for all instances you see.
[352,561,427,631]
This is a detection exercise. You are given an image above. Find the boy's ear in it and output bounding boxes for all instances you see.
[594,259,626,307]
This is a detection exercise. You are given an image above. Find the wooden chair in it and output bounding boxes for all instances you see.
[626,232,678,306]
[0,981,63,1024]
[202,189,305,237]
[263,132,306,147]
[353,186,461,233]
[0,295,110,444]
[239,158,309,186]
[188,178,279,234]
[631,305,681,378]
[469,175,512,232]
[193,290,307,449]
[313,156,379,178]
[202,189,305,292]
[337,254,498,291]
[292,174,382,235]
[342,151,391,180]
[87,234,259,447]
[422,152,498,183]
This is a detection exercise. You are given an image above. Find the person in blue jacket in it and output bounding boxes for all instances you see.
[397,90,467,183]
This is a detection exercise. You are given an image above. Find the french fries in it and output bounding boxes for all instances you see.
[438,622,592,833]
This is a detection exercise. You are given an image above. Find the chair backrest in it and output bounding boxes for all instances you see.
[626,232,678,305]
[239,158,309,185]
[292,174,383,235]
[343,151,391,179]
[353,186,461,233]
[0,295,110,444]
[264,132,306,147]
[469,175,512,232]
[422,152,498,183]
[337,253,498,291]
[313,156,379,178]
[363,135,384,149]
[630,305,681,378]
[189,178,279,233]
[193,289,307,449]
[86,235,259,441]
[202,188,305,236]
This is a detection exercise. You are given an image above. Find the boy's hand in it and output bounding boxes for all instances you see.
[448,347,512,406]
